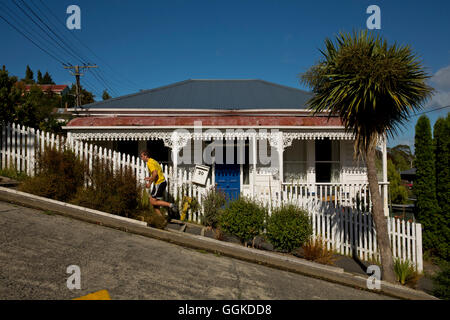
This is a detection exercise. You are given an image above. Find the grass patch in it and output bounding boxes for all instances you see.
[302,237,336,265]
[0,167,28,181]
[394,258,421,286]
[41,210,55,216]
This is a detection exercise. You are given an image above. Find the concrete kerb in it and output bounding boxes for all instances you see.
[0,186,438,300]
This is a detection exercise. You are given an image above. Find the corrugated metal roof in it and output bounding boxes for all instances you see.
[400,168,416,175]
[81,79,313,110]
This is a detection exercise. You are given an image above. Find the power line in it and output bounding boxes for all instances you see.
[8,0,123,97]
[82,78,103,97]
[0,1,69,64]
[80,72,104,96]
[2,0,124,102]
[90,68,120,96]
[0,11,65,64]
[11,0,82,64]
[17,0,86,64]
[34,0,140,92]
[413,105,450,116]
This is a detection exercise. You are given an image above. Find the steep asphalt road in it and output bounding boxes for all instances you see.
[0,201,394,300]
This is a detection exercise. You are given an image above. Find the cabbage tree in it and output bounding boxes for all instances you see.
[301,30,433,282]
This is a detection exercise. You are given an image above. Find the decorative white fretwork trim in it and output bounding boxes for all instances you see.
[283,131,355,141]
[69,131,172,141]
[69,129,355,149]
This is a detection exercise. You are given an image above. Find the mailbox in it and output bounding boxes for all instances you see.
[192,165,210,186]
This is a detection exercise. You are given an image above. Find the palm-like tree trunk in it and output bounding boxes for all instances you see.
[364,144,396,283]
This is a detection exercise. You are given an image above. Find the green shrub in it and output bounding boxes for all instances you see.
[218,197,267,244]
[266,204,313,252]
[19,147,84,201]
[201,186,226,228]
[433,261,450,300]
[70,157,140,218]
[394,258,419,285]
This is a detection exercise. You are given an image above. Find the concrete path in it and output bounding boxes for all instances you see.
[0,201,395,300]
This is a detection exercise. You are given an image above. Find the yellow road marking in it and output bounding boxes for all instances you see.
[73,289,111,300]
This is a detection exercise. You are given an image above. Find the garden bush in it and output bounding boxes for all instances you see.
[218,197,267,244]
[19,146,84,201]
[433,260,450,300]
[201,186,227,228]
[70,157,140,218]
[266,204,313,252]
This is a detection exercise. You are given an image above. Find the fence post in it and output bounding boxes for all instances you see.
[1,123,6,170]
[40,130,45,155]
[13,123,19,170]
[415,223,423,273]
[28,127,35,176]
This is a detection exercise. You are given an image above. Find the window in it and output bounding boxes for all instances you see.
[283,140,307,183]
[315,139,340,183]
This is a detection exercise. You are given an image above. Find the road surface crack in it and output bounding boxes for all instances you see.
[230,260,243,299]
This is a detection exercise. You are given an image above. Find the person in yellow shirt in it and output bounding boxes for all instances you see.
[140,150,177,220]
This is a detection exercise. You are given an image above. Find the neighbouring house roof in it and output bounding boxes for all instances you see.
[23,84,69,94]
[400,168,416,175]
[400,168,416,180]
[79,79,314,110]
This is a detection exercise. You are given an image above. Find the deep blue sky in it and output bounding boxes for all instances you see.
[1,0,449,149]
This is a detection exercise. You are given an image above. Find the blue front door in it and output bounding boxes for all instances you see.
[215,164,240,201]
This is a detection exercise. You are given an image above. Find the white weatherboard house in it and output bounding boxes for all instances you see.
[4,79,422,270]
[63,79,389,215]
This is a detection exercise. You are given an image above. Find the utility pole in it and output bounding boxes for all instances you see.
[63,64,97,109]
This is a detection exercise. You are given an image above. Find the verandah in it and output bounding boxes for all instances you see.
[0,122,423,272]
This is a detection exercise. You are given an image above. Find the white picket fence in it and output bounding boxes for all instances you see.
[0,122,423,271]
[252,182,423,272]
[0,122,213,222]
